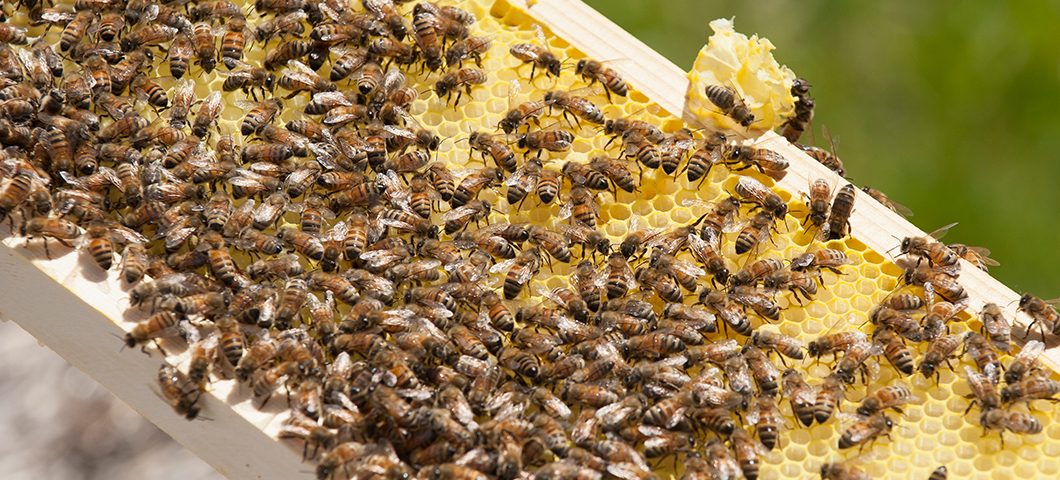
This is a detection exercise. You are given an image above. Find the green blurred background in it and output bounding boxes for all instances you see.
[585,0,1060,299]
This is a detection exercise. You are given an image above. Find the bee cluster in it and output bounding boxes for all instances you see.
[0,0,1056,479]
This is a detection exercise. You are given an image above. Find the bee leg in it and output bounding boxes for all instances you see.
[284,90,300,100]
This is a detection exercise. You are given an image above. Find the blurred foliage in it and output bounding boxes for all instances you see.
[586,0,1060,298]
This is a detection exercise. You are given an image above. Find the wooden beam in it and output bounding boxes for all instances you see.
[0,233,311,480]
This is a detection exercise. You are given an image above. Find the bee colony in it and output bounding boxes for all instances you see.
[0,0,1058,480]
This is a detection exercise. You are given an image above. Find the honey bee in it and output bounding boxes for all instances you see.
[490,247,541,299]
[576,58,629,101]
[861,186,914,218]
[451,167,502,208]
[1002,339,1044,386]
[856,385,915,417]
[1003,376,1060,406]
[121,24,179,53]
[813,373,846,424]
[278,60,336,97]
[124,311,182,350]
[903,265,966,305]
[158,364,203,420]
[921,297,970,341]
[190,91,223,140]
[698,288,751,337]
[121,243,148,284]
[434,68,487,104]
[83,219,147,270]
[965,332,1002,385]
[735,176,788,221]
[588,155,638,194]
[1018,293,1060,338]
[834,339,883,385]
[60,11,95,53]
[510,26,561,78]
[918,334,961,382]
[558,186,602,227]
[442,200,492,235]
[219,63,276,100]
[704,84,755,127]
[749,330,804,361]
[251,191,289,230]
[872,328,915,376]
[823,183,856,240]
[780,94,814,144]
[980,409,1042,445]
[22,217,82,256]
[780,369,816,427]
[901,222,959,268]
[446,34,494,68]
[947,243,1000,272]
[820,461,872,480]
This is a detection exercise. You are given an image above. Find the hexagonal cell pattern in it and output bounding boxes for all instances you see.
[9,0,1057,479]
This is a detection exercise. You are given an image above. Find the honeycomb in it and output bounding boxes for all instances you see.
[2,1,1057,480]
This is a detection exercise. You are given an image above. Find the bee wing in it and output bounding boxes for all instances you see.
[489,257,519,274]
[557,201,572,222]
[670,257,707,278]
[286,59,316,76]
[1013,340,1045,364]
[926,222,959,241]
[441,205,477,222]
[736,176,770,202]
[506,79,520,105]
[108,224,150,244]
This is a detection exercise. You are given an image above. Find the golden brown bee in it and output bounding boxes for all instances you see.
[704,84,755,127]
[861,186,914,218]
[442,200,492,235]
[823,183,856,240]
[965,332,1002,385]
[409,8,443,71]
[588,155,637,193]
[731,211,772,256]
[857,386,915,416]
[121,24,179,52]
[510,41,561,79]
[980,409,1042,443]
[872,328,915,376]
[628,332,687,359]
[277,60,335,97]
[835,338,883,384]
[189,22,218,73]
[964,366,1001,413]
[493,247,541,300]
[83,219,146,270]
[918,334,961,382]
[367,36,417,65]
[499,97,549,134]
[725,145,789,179]
[803,177,833,229]
[744,394,782,450]
[434,68,487,104]
[742,345,780,397]
[903,265,966,304]
[245,254,304,282]
[735,176,788,221]
[947,243,999,272]
[545,88,605,126]
[632,266,681,303]
[730,427,768,480]
[451,167,502,208]
[121,243,148,284]
[234,98,283,136]
[124,311,181,350]
[780,369,816,427]
[1018,293,1060,338]
[191,91,223,140]
[22,217,81,256]
[158,364,203,420]
[813,373,846,424]
[60,11,95,53]
[576,58,628,101]
[559,186,601,227]
[1002,339,1044,386]
[820,461,872,480]
[468,131,517,173]
[446,35,493,68]
[901,222,960,268]
[699,288,751,337]
[750,330,804,361]
[780,93,814,144]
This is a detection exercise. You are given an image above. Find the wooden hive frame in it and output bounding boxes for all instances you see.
[0,1,1050,479]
